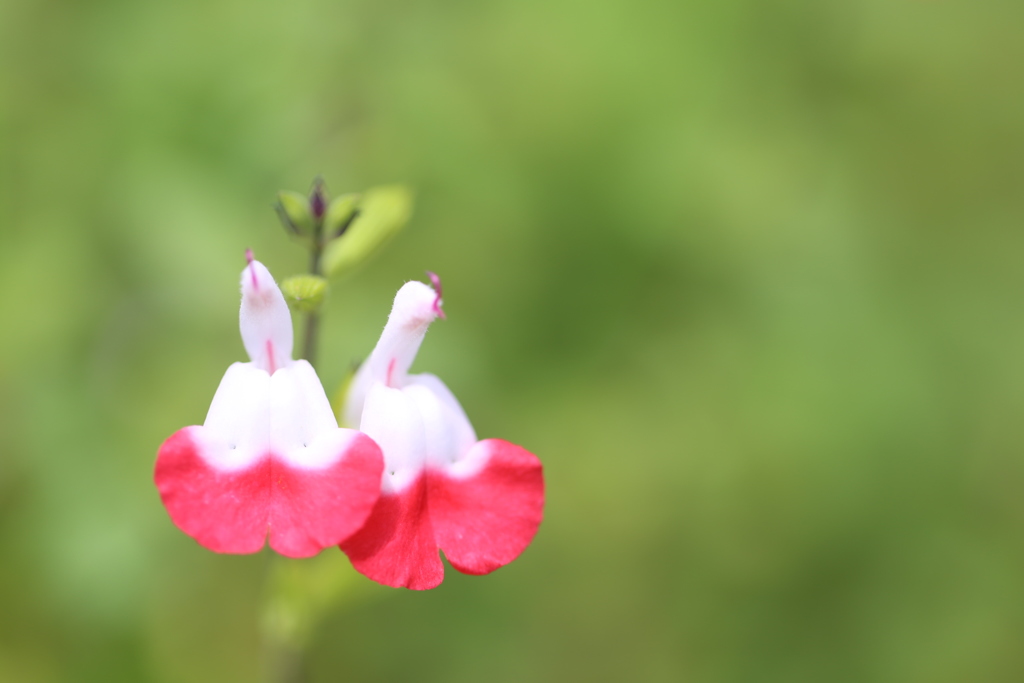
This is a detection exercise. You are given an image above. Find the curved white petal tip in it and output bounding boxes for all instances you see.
[239,258,294,373]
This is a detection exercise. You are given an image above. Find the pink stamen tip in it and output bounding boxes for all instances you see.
[426,271,445,319]
[245,249,259,290]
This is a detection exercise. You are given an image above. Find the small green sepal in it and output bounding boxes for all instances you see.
[324,193,361,237]
[276,190,314,235]
[281,275,329,313]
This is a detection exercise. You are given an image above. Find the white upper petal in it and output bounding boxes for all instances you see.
[342,277,490,488]
[405,373,477,469]
[357,372,483,492]
[343,280,440,426]
[239,259,293,374]
[198,360,346,471]
[190,260,351,473]
[202,362,272,470]
[270,360,348,467]
[360,382,427,494]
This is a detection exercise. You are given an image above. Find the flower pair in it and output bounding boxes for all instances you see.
[154,256,544,590]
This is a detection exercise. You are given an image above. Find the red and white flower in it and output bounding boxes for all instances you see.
[154,253,384,558]
[340,274,544,590]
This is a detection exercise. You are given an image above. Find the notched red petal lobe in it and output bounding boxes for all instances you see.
[430,439,545,576]
[268,433,384,558]
[154,427,270,554]
[340,476,444,590]
[155,428,384,558]
[340,440,544,588]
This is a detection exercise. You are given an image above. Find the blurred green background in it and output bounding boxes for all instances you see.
[3,0,1024,681]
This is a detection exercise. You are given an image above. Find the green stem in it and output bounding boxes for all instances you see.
[265,638,308,683]
[303,311,320,368]
[262,553,304,683]
[302,220,324,367]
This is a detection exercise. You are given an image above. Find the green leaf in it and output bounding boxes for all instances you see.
[322,185,414,278]
[280,275,328,313]
[276,190,314,235]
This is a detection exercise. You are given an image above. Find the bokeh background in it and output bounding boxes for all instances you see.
[3,0,1024,681]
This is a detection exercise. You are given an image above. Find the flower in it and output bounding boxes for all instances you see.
[339,274,544,589]
[154,252,383,558]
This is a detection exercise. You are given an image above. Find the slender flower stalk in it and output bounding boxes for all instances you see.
[301,179,327,366]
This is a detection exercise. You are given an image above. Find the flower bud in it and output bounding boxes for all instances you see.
[309,180,327,222]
